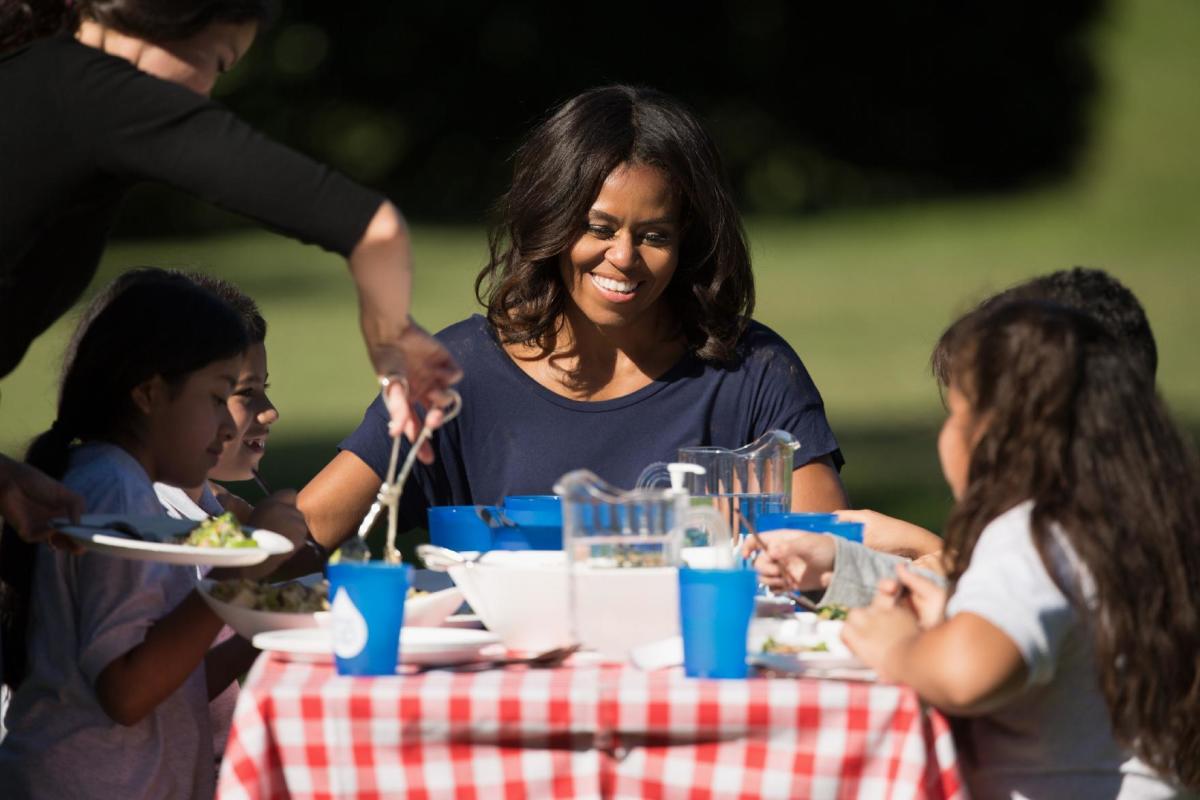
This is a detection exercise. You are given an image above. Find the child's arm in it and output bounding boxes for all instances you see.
[94,591,223,726]
[842,604,1027,715]
[204,634,259,699]
[835,509,944,559]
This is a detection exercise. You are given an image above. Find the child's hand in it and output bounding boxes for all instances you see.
[871,563,948,630]
[212,483,253,524]
[841,602,921,682]
[740,530,836,591]
[834,509,942,559]
[240,490,309,580]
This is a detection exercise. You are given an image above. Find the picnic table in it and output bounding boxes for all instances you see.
[217,654,964,799]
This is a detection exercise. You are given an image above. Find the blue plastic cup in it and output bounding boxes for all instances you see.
[756,512,839,532]
[427,505,496,552]
[678,566,758,679]
[327,562,411,676]
[500,495,563,550]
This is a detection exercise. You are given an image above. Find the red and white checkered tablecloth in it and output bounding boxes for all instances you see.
[217,655,964,800]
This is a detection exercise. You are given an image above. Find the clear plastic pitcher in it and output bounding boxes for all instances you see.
[555,468,732,569]
[553,468,733,658]
[636,429,800,541]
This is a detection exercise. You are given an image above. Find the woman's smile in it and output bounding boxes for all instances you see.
[588,272,644,302]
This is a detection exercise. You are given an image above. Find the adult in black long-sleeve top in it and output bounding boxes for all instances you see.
[0,1,460,544]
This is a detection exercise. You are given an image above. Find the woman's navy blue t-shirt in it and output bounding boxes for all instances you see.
[339,315,843,530]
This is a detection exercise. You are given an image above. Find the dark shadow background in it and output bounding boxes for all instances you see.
[116,0,1105,232]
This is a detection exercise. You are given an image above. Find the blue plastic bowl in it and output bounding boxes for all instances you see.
[755,512,839,532]
[500,495,563,549]
[427,506,495,552]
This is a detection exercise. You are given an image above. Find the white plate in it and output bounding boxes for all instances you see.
[441,614,485,629]
[54,514,293,567]
[749,650,868,672]
[252,626,501,667]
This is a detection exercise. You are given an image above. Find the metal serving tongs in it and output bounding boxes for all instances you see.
[343,389,463,564]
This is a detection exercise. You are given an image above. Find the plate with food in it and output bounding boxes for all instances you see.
[198,577,330,639]
[53,513,293,567]
[747,613,870,676]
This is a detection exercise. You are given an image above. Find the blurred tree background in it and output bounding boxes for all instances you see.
[116,0,1102,229]
[3,0,1198,538]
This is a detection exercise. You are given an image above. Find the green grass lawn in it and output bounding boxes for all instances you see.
[2,0,1197,533]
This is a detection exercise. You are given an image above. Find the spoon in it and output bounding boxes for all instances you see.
[740,510,823,612]
[416,543,485,572]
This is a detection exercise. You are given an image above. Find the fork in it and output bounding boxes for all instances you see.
[411,644,581,674]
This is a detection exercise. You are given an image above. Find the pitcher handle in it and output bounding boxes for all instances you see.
[635,461,673,489]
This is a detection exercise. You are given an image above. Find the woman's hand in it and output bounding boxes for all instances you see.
[377,324,460,464]
[349,202,462,460]
[740,530,836,591]
[0,454,85,551]
[834,509,942,558]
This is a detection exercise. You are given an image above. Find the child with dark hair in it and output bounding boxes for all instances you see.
[153,272,294,533]
[842,301,1200,798]
[0,270,263,797]
[143,271,308,766]
[747,267,1162,607]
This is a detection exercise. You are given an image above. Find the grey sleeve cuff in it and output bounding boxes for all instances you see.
[818,537,946,608]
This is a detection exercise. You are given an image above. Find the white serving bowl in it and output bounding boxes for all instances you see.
[198,578,326,640]
[446,550,681,660]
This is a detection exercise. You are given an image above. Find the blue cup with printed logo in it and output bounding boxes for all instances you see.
[327,562,410,676]
[678,565,758,679]
[500,495,563,549]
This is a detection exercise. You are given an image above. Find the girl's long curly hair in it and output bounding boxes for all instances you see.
[937,300,1200,788]
[476,84,754,365]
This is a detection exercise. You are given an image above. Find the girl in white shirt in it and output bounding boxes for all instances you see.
[842,301,1200,799]
[0,270,260,799]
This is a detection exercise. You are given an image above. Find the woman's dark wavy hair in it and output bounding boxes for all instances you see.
[1,0,268,53]
[0,268,248,689]
[936,300,1200,788]
[476,85,755,364]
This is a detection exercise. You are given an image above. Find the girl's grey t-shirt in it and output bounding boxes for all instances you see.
[0,443,215,799]
[340,315,843,530]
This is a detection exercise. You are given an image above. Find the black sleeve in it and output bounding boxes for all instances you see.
[68,50,385,256]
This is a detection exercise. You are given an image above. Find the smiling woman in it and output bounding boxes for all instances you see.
[296,85,849,559]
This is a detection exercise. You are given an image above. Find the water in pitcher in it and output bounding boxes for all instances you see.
[700,492,788,545]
